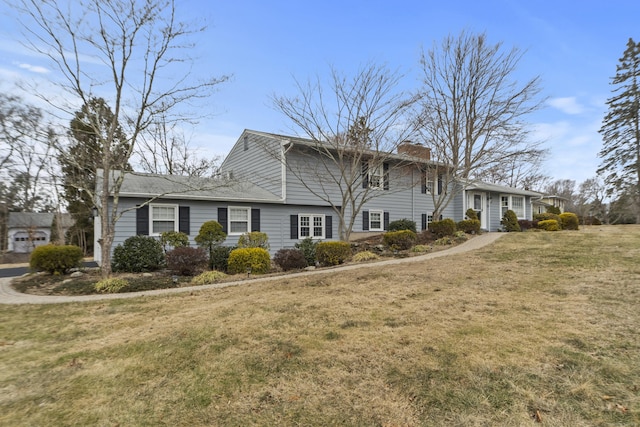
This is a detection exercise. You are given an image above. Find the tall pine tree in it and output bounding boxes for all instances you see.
[598,38,640,223]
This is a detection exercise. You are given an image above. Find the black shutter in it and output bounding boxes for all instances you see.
[218,207,228,234]
[421,170,427,194]
[383,211,390,230]
[179,206,190,235]
[136,205,149,235]
[383,162,390,190]
[290,215,298,239]
[437,174,443,195]
[325,215,332,239]
[362,210,369,231]
[361,162,369,188]
[251,209,260,232]
[422,214,427,231]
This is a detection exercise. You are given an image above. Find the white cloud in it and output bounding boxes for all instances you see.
[548,97,584,115]
[16,62,50,74]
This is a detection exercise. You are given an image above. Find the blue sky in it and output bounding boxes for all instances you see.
[1,0,638,185]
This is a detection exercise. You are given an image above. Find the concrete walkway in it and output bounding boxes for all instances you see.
[0,233,504,305]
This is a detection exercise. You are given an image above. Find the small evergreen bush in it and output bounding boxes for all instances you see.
[160,231,189,252]
[237,231,269,250]
[457,219,481,234]
[434,236,453,245]
[112,235,165,272]
[538,219,561,231]
[428,218,457,238]
[295,237,318,266]
[465,208,479,221]
[210,245,235,272]
[453,230,468,242]
[273,248,308,271]
[387,218,417,233]
[546,205,561,215]
[382,230,417,250]
[228,247,271,274]
[534,212,561,223]
[559,212,580,230]
[94,277,129,293]
[166,246,208,276]
[316,241,351,266]
[195,220,227,269]
[501,210,521,232]
[29,244,84,274]
[352,251,380,262]
[191,270,227,286]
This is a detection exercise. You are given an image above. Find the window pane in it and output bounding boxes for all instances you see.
[230,208,248,221]
[230,222,248,233]
[300,215,310,237]
[474,194,482,210]
[370,211,382,229]
[313,216,323,237]
[512,196,524,217]
[153,221,175,234]
[153,206,175,220]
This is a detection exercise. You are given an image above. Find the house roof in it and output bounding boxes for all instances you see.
[463,180,543,197]
[240,129,441,166]
[8,212,74,229]
[98,170,282,202]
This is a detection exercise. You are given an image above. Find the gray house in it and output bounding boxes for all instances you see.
[7,212,73,253]
[94,129,540,265]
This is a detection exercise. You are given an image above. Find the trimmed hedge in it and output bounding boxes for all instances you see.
[428,218,457,238]
[29,244,84,274]
[228,247,271,274]
[112,235,165,272]
[457,219,481,234]
[382,230,417,250]
[316,241,351,266]
[538,219,561,231]
[534,212,561,223]
[387,218,417,233]
[559,212,580,230]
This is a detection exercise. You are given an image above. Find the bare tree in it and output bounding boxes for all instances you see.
[544,179,576,212]
[416,31,545,218]
[135,112,221,177]
[272,63,417,240]
[12,0,229,276]
[576,177,608,224]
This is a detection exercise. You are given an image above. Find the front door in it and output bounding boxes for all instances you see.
[469,192,488,230]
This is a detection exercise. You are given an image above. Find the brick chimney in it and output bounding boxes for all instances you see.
[398,142,430,161]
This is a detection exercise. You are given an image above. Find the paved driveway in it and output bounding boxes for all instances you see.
[0,233,504,305]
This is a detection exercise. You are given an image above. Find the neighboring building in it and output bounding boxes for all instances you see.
[7,212,73,253]
[94,129,541,265]
[534,195,568,214]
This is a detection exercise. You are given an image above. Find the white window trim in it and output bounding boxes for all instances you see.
[500,195,526,219]
[369,162,384,190]
[228,206,251,236]
[299,213,325,239]
[150,204,179,236]
[369,209,384,231]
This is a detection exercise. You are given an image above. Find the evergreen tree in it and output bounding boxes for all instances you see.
[59,98,130,254]
[598,38,640,223]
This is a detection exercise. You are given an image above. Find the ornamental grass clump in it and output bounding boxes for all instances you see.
[94,278,129,293]
[352,251,380,262]
[191,270,227,286]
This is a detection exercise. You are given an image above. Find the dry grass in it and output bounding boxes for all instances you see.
[1,225,640,426]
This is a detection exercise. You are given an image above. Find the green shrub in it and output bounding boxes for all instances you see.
[465,208,479,221]
[559,212,580,230]
[501,210,521,232]
[387,218,417,233]
[316,241,351,266]
[428,218,457,238]
[191,270,227,286]
[160,231,189,252]
[228,247,271,274]
[534,212,561,223]
[210,245,235,272]
[237,231,269,250]
[453,230,468,242]
[457,219,481,234]
[434,236,453,245]
[273,248,308,271]
[382,230,417,250]
[112,235,165,272]
[538,219,561,231]
[518,220,538,231]
[295,237,319,266]
[195,221,226,269]
[29,244,84,274]
[94,277,129,293]
[546,205,561,215]
[352,251,380,262]
[166,246,208,276]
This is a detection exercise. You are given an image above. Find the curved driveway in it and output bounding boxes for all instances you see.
[0,233,503,305]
